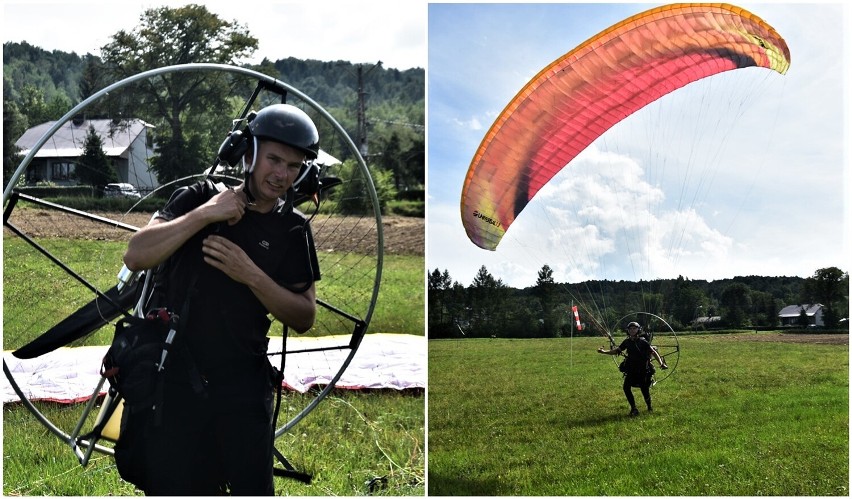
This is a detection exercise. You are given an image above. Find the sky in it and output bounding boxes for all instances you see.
[1,0,425,70]
[428,2,850,288]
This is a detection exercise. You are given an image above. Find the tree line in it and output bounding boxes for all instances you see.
[428,265,849,339]
[3,4,424,198]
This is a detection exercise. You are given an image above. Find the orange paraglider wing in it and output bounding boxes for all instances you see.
[460,3,790,250]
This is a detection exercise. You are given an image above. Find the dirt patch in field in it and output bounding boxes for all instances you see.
[377,216,424,256]
[714,332,849,345]
[5,208,424,257]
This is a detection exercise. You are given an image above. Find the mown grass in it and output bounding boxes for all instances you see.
[428,335,848,496]
[3,232,424,495]
[2,237,422,350]
[3,389,424,496]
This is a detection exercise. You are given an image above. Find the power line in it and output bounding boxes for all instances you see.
[368,118,424,131]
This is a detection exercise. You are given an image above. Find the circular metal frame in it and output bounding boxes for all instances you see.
[3,63,383,456]
[609,311,680,384]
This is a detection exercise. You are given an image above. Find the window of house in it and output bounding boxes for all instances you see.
[51,162,75,180]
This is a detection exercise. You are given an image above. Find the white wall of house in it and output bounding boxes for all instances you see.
[124,128,158,192]
[813,307,825,327]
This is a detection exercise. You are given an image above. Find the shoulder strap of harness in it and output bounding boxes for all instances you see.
[203,178,295,216]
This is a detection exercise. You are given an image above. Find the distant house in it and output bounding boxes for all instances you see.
[778,304,825,327]
[15,117,159,192]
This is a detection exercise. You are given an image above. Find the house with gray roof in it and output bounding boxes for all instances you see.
[778,303,825,327]
[15,117,159,192]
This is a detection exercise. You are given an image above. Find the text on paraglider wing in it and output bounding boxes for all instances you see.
[472,210,501,228]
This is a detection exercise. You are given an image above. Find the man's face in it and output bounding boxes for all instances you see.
[627,325,639,336]
[249,140,306,203]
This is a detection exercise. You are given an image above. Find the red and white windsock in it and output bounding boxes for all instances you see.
[572,306,582,331]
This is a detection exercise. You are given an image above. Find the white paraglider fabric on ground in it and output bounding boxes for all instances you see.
[2,333,425,404]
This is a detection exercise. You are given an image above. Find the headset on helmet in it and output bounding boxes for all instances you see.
[216,103,320,191]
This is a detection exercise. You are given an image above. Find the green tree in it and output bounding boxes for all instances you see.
[801,267,848,328]
[378,132,402,189]
[534,264,560,337]
[797,308,810,327]
[446,281,468,337]
[401,136,425,189]
[720,282,752,328]
[370,164,398,214]
[333,160,397,215]
[468,265,507,337]
[45,93,72,121]
[667,275,708,328]
[79,56,107,103]
[3,41,85,106]
[77,125,117,187]
[371,111,424,191]
[19,84,50,126]
[428,268,456,338]
[99,4,258,183]
[3,97,27,189]
[750,290,780,327]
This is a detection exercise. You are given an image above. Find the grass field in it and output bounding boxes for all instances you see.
[428,334,849,496]
[2,237,423,350]
[3,389,424,496]
[3,231,425,496]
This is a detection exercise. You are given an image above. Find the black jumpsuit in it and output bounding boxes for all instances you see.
[140,181,320,495]
[618,336,654,411]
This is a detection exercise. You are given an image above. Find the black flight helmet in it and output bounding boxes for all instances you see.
[248,103,319,162]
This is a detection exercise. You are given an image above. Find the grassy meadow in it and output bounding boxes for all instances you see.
[429,335,848,496]
[2,237,423,349]
[3,230,424,495]
[4,388,423,496]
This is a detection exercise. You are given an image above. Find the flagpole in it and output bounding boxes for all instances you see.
[570,301,573,368]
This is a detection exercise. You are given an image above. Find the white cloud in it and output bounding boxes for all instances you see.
[452,116,482,132]
[480,145,741,285]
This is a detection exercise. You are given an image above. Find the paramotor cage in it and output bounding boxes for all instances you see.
[3,63,383,473]
[608,312,680,385]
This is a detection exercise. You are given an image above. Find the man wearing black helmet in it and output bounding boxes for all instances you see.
[597,321,667,417]
[122,103,321,495]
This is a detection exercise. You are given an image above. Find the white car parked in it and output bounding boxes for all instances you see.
[103,183,141,199]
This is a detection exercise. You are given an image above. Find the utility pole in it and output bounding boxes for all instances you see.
[355,61,382,157]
